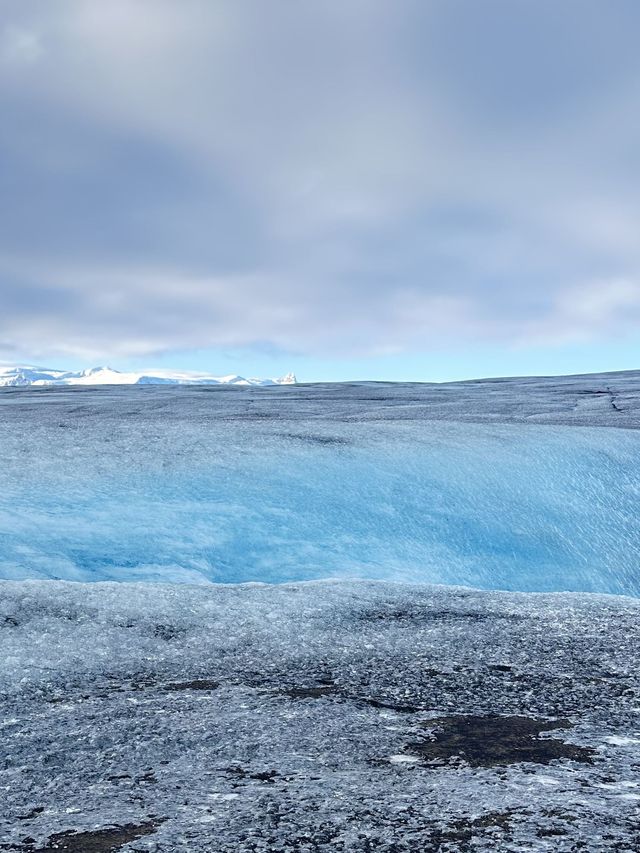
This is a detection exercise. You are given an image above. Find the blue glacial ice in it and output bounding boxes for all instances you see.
[0,374,639,595]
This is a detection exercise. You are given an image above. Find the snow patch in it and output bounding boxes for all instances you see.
[603,736,640,746]
[388,754,421,765]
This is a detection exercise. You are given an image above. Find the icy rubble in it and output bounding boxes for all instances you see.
[1,580,640,851]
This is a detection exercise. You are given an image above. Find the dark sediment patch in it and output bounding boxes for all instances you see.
[360,606,526,625]
[4,820,165,852]
[404,714,595,767]
[224,767,282,785]
[277,685,338,700]
[43,674,221,704]
[151,624,187,641]
[277,432,350,446]
[426,810,519,849]
[356,696,423,713]
[273,683,424,713]
[164,678,219,691]
[16,809,44,822]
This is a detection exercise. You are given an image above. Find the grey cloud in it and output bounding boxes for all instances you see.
[1,0,640,361]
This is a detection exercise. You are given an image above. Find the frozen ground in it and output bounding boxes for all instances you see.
[2,372,640,850]
[0,371,640,594]
[1,580,640,852]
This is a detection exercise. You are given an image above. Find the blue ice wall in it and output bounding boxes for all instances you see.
[1,386,638,594]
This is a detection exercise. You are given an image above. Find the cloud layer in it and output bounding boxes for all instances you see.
[1,0,640,361]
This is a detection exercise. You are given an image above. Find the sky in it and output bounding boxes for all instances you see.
[1,1,639,382]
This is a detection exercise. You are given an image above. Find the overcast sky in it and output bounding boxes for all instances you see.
[1,1,639,381]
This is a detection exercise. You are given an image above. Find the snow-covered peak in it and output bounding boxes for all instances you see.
[0,364,297,388]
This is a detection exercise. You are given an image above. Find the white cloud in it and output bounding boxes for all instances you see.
[515,279,640,348]
[1,1,640,361]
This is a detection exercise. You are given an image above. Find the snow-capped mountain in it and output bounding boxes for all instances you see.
[0,364,296,387]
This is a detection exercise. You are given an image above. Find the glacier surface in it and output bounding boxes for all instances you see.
[0,372,639,594]
[1,580,640,851]
[3,372,640,851]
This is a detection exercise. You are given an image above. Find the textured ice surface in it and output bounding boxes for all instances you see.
[1,372,640,594]
[3,374,640,850]
[1,580,640,851]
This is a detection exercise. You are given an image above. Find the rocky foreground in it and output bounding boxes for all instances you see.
[1,580,640,851]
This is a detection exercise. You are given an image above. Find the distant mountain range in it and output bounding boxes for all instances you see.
[0,364,297,387]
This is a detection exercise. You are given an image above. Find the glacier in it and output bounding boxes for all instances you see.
[0,372,639,594]
[3,371,640,851]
